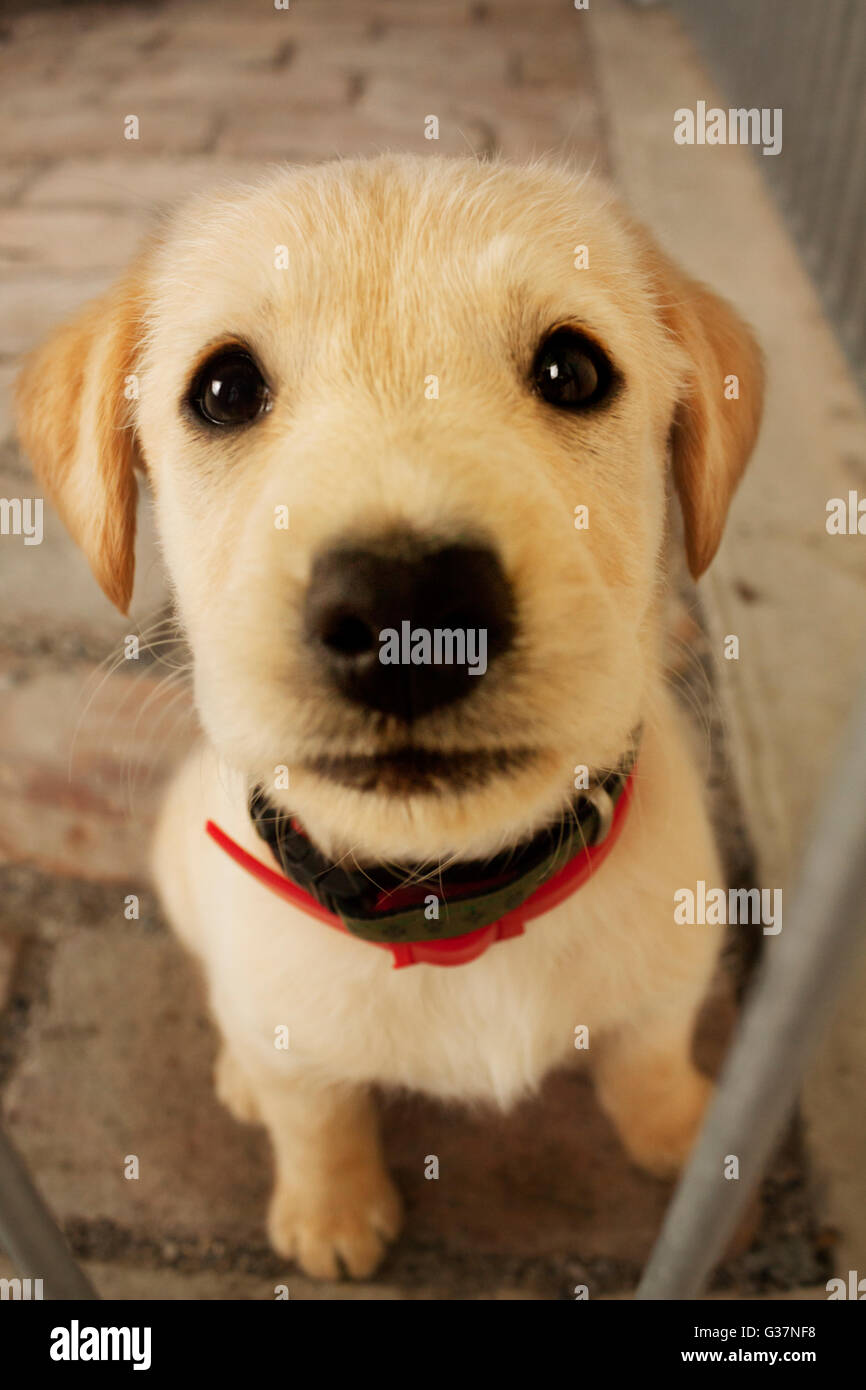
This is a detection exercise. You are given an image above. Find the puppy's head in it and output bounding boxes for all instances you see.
[17,156,762,862]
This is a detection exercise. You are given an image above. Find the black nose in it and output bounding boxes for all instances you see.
[303,540,515,721]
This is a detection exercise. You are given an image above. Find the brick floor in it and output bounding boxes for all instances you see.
[0,0,829,1299]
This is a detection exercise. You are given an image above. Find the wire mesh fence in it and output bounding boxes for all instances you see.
[672,0,866,397]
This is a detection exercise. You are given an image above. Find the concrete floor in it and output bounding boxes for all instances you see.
[1,0,864,1299]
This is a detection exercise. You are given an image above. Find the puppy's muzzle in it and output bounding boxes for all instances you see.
[303,539,515,721]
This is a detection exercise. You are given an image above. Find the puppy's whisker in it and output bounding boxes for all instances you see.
[122,664,194,811]
[124,696,197,818]
[67,609,185,775]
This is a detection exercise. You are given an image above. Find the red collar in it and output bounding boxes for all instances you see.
[206,769,635,969]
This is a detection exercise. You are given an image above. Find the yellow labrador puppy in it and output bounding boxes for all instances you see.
[16,155,763,1280]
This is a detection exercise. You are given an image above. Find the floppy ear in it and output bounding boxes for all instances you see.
[15,265,148,613]
[644,244,764,578]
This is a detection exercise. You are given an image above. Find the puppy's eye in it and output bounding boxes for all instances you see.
[532,328,614,410]
[189,349,270,427]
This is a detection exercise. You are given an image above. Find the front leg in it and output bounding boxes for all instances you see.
[221,1052,402,1280]
[593,1014,713,1178]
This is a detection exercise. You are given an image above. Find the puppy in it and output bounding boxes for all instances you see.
[16,155,763,1281]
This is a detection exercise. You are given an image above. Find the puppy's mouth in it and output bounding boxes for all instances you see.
[301,745,536,794]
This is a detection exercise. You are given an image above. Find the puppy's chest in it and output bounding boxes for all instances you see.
[230,915,592,1106]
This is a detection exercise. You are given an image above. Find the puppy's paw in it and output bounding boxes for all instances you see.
[214,1047,260,1125]
[617,1070,714,1179]
[268,1168,403,1280]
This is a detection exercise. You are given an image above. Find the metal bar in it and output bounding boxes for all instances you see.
[637,677,866,1300]
[823,5,866,318]
[0,1124,99,1301]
